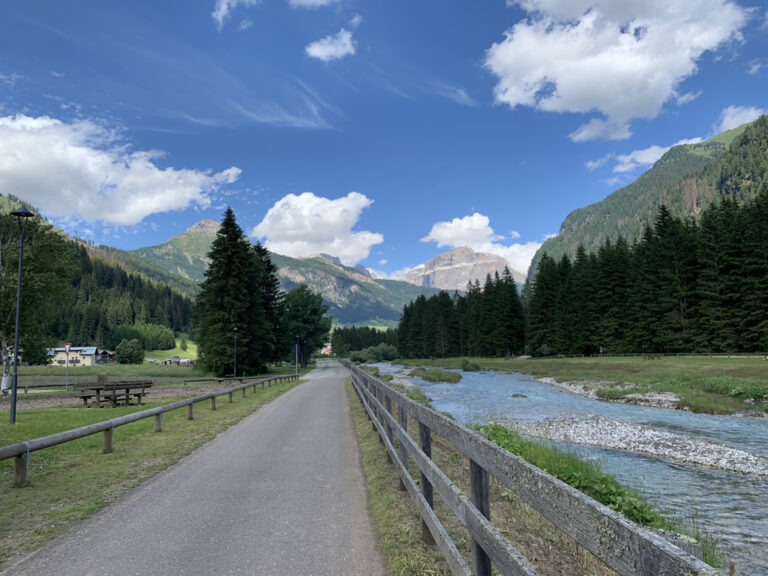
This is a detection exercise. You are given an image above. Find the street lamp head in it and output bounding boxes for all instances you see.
[11,206,34,219]
[233,326,238,333]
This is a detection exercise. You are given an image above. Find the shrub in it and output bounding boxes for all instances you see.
[115,339,145,364]
[461,358,481,371]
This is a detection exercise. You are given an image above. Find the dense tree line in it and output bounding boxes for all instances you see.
[330,325,397,356]
[1,213,75,391]
[193,208,331,375]
[397,268,524,358]
[50,244,192,350]
[527,192,768,355]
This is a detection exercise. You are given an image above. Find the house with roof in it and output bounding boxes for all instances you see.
[47,346,100,367]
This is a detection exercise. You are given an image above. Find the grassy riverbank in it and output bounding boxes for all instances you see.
[0,377,302,570]
[397,356,768,414]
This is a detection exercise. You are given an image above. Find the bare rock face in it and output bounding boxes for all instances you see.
[404,247,525,291]
[185,219,219,236]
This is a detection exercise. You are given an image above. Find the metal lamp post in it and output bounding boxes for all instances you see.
[295,335,299,377]
[233,327,238,378]
[10,205,34,425]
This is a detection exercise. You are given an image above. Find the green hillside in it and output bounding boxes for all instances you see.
[130,220,216,288]
[535,121,756,267]
[271,253,440,326]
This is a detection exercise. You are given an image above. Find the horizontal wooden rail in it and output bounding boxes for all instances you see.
[344,362,718,576]
[1,374,299,486]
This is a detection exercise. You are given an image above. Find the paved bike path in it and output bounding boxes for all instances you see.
[6,362,386,576]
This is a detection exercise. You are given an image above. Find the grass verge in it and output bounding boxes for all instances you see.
[0,377,302,570]
[396,356,768,414]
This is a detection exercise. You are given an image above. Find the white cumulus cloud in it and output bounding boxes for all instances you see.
[251,192,383,265]
[212,0,260,31]
[612,137,703,173]
[0,115,239,226]
[421,213,541,275]
[305,28,356,62]
[485,0,748,141]
[716,105,766,133]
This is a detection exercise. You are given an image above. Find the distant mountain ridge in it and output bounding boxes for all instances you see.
[404,247,525,291]
[534,121,755,269]
[129,221,440,326]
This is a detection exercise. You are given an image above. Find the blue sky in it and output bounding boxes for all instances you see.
[0,0,766,277]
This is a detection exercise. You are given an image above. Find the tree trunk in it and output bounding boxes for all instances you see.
[1,335,10,396]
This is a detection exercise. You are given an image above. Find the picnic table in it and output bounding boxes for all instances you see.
[75,380,152,407]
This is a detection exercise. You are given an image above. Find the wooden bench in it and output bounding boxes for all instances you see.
[76,391,97,407]
[74,379,152,407]
[101,381,152,407]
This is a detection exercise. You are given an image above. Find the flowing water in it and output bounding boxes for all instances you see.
[376,364,768,575]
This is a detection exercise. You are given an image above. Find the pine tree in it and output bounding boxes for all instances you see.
[193,208,274,375]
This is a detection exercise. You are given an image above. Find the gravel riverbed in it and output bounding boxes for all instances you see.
[510,414,768,476]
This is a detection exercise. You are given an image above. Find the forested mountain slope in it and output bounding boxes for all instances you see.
[535,121,755,266]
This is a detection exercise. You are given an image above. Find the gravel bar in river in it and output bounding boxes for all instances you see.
[511,415,768,477]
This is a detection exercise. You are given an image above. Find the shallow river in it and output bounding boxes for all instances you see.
[376,364,768,575]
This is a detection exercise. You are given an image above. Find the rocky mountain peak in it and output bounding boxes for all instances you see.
[404,247,525,291]
[185,219,219,236]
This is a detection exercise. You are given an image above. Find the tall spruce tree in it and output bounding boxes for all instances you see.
[283,285,332,367]
[193,208,277,375]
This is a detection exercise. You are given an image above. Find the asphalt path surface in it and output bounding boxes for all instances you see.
[5,361,386,576]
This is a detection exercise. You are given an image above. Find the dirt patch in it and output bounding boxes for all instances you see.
[0,385,230,412]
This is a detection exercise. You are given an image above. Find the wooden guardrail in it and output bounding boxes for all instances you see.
[0,374,298,487]
[345,361,717,576]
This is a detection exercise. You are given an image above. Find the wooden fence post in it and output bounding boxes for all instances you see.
[398,402,408,492]
[376,388,384,445]
[211,396,216,411]
[385,395,394,462]
[187,403,194,420]
[154,413,162,433]
[103,427,114,453]
[470,459,492,576]
[370,382,377,431]
[14,451,29,487]
[419,422,435,545]
[242,388,246,399]
[228,391,233,403]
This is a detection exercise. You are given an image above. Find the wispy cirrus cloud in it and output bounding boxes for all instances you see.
[212,0,260,31]
[430,83,478,107]
[289,0,339,7]
[585,154,612,171]
[0,71,21,87]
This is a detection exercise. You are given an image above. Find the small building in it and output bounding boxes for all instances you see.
[47,346,99,367]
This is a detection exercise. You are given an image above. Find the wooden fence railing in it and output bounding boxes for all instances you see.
[345,362,717,576]
[0,374,298,487]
